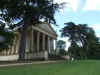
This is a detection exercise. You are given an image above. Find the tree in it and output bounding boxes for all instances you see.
[56,40,66,50]
[86,34,100,59]
[0,0,63,60]
[61,22,82,59]
[61,22,100,59]
[56,40,66,55]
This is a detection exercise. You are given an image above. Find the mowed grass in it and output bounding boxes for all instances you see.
[0,60,100,75]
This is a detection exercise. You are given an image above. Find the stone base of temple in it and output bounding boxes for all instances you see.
[25,51,48,60]
[0,55,19,61]
[0,51,48,61]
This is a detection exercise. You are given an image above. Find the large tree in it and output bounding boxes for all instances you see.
[61,22,81,59]
[0,0,62,60]
[61,22,100,59]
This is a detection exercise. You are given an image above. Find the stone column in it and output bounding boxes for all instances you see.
[43,36,49,60]
[44,50,48,60]
[54,40,56,50]
[37,31,40,55]
[49,38,54,54]
[42,34,45,51]
[50,38,54,54]
[16,34,20,54]
[52,39,54,51]
[30,28,34,53]
[48,37,50,54]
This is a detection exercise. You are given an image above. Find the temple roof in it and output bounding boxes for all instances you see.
[38,23,57,36]
[32,23,57,39]
[13,22,57,39]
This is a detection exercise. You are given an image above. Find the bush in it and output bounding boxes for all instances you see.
[0,30,15,51]
[59,49,67,55]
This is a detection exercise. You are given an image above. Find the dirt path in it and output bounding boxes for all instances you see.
[0,60,58,67]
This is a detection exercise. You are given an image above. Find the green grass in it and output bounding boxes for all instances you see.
[0,60,100,75]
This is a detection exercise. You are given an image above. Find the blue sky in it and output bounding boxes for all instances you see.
[54,0,100,37]
[53,0,100,50]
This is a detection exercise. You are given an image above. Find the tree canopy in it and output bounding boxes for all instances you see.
[0,0,62,25]
[61,22,100,59]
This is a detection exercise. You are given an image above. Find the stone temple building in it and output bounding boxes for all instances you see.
[0,23,57,61]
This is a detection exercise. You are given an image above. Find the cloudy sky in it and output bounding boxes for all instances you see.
[53,0,100,50]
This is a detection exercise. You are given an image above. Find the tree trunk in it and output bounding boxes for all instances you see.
[72,40,77,59]
[19,20,28,60]
[83,39,88,59]
[19,30,26,60]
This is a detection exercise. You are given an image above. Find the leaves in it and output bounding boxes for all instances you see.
[61,22,100,59]
[0,21,15,51]
[0,0,62,26]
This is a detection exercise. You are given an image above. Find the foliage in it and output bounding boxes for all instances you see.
[0,21,15,51]
[61,22,100,59]
[56,40,66,50]
[0,0,63,25]
[59,49,67,55]
[56,40,66,55]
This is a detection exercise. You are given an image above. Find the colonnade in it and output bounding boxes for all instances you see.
[29,28,54,56]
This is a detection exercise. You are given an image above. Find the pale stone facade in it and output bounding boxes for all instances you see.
[0,23,57,61]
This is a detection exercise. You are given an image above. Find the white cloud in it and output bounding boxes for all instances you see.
[83,0,100,11]
[55,0,79,12]
[89,24,100,37]
[89,24,100,31]
[55,0,100,11]
[96,34,100,37]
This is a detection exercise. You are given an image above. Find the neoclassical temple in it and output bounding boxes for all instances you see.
[0,23,57,61]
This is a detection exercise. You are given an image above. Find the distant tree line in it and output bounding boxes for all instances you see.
[56,40,67,55]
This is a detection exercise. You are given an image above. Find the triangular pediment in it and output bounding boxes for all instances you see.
[37,23,57,36]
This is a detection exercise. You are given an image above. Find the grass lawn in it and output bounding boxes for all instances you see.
[0,60,100,75]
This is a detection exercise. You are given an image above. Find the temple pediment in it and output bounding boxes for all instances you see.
[14,22,57,39]
[38,23,57,36]
[31,23,57,39]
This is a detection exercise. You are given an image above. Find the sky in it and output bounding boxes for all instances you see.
[53,0,100,50]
